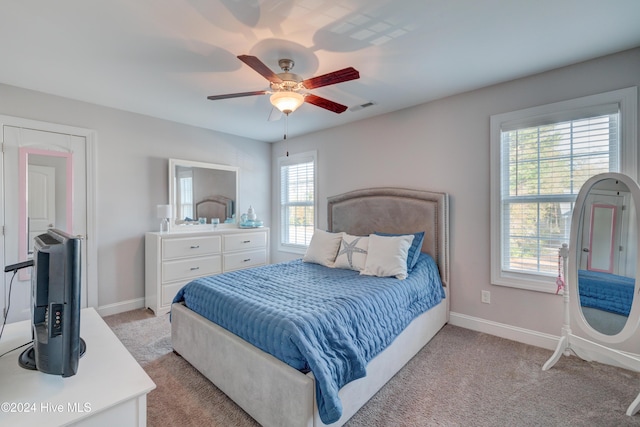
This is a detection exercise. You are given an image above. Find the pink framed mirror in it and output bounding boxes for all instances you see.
[18,147,73,278]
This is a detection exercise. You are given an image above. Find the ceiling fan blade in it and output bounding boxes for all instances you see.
[268,107,283,122]
[304,94,348,114]
[302,67,360,89]
[207,90,268,100]
[237,55,283,84]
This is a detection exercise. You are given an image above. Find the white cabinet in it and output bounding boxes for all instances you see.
[0,308,155,427]
[145,228,269,316]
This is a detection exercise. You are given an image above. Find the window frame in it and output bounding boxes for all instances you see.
[277,150,318,255]
[490,87,637,292]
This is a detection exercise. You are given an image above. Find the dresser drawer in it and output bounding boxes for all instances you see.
[224,231,267,252]
[161,280,190,306]
[162,236,221,260]
[223,249,267,272]
[162,255,221,282]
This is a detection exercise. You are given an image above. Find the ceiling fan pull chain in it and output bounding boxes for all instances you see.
[284,113,289,156]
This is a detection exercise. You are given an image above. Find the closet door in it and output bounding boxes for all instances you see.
[28,165,57,248]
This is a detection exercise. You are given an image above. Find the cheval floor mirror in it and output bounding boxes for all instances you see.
[543,172,640,416]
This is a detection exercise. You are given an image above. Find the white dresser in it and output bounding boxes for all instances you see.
[0,308,155,427]
[145,227,269,316]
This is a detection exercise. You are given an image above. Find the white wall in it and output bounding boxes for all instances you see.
[0,83,271,314]
[271,47,640,344]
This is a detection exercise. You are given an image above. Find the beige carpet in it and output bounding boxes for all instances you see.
[104,309,640,426]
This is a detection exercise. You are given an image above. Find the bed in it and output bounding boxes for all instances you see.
[171,187,450,427]
[578,269,634,316]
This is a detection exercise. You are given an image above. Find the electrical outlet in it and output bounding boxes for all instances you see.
[481,290,491,304]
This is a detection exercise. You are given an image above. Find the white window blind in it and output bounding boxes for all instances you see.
[500,111,619,276]
[279,152,316,251]
[178,174,193,220]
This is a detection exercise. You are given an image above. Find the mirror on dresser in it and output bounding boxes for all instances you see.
[168,159,239,232]
[543,172,640,416]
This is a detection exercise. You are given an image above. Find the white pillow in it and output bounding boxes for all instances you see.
[361,234,414,279]
[303,229,344,267]
[334,234,369,271]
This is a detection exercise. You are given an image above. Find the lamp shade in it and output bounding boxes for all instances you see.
[157,204,172,219]
[270,91,304,114]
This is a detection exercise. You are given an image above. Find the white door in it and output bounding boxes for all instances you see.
[28,165,56,251]
[2,125,88,323]
[580,191,628,275]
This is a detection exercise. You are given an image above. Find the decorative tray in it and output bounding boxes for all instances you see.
[239,220,264,229]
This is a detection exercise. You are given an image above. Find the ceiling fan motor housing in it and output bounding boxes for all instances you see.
[272,59,304,92]
[271,77,304,92]
[278,59,294,72]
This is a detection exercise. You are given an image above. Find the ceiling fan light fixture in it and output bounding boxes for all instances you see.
[270,91,304,115]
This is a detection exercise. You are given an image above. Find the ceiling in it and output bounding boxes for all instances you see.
[2,1,640,143]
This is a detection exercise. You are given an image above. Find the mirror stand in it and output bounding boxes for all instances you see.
[542,244,640,415]
[544,330,640,415]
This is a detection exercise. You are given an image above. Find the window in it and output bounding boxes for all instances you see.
[490,87,637,292]
[177,170,193,220]
[278,151,317,253]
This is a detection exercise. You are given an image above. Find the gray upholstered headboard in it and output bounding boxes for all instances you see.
[195,195,233,222]
[327,187,450,288]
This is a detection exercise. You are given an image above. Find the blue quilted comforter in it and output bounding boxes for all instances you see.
[173,252,445,424]
[578,269,634,316]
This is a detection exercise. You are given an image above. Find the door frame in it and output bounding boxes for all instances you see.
[0,115,98,310]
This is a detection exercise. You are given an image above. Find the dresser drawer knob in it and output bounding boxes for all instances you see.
[190,266,200,271]
[243,258,251,262]
[190,245,200,249]
[242,240,251,244]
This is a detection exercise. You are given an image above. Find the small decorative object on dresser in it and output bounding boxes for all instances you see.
[247,205,257,220]
[156,204,172,233]
[145,227,269,316]
[239,205,264,228]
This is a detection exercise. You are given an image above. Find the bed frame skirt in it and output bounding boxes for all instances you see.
[171,299,448,427]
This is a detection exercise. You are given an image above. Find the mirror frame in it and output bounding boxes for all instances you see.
[569,172,640,345]
[168,158,239,233]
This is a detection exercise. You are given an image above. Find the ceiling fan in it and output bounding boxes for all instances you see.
[207,55,360,117]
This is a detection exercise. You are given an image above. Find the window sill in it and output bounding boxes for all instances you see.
[491,271,560,294]
[277,244,307,256]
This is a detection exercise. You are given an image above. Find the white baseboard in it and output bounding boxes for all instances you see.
[97,297,146,317]
[449,312,640,373]
[449,311,560,351]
